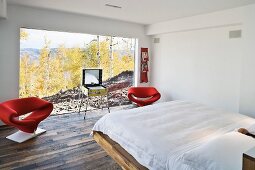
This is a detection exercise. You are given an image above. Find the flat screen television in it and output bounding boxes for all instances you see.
[82,69,102,87]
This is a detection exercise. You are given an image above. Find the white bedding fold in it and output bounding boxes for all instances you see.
[93,101,255,170]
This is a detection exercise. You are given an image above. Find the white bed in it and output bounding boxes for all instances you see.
[93,101,255,170]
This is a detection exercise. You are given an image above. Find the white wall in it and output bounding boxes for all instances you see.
[0,0,7,19]
[0,4,151,103]
[147,4,255,116]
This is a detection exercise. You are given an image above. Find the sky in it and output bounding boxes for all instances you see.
[20,28,137,51]
[20,28,101,49]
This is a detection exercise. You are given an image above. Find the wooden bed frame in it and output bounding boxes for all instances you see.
[93,131,148,170]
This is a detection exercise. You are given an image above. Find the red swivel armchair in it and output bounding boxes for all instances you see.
[0,97,53,143]
[128,87,161,107]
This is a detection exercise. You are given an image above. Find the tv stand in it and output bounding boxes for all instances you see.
[78,85,110,119]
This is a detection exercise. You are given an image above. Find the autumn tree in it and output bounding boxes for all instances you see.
[20,28,29,40]
[64,47,85,89]
[47,51,65,95]
[85,41,99,68]
[34,37,51,97]
[99,41,111,81]
[20,54,34,97]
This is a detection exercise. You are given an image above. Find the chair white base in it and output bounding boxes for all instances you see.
[6,128,46,143]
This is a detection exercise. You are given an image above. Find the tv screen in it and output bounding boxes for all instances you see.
[82,69,102,86]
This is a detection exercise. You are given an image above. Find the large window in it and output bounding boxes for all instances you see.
[20,28,137,115]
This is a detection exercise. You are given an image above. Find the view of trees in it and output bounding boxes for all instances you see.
[19,28,135,101]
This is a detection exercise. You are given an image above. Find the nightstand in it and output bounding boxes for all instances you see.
[243,147,255,170]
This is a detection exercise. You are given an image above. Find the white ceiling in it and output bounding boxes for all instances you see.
[7,0,255,25]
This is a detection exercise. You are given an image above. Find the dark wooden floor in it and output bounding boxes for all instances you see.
[0,108,128,170]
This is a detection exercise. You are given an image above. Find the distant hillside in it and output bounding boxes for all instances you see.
[20,48,59,60]
[20,48,40,60]
[104,70,133,84]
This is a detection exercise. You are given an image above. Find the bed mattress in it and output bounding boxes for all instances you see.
[93,101,255,169]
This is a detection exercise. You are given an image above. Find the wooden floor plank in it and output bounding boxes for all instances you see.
[0,107,134,170]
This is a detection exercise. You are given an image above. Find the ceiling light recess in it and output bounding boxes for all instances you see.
[105,3,122,9]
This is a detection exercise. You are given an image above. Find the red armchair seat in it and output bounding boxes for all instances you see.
[128,87,161,107]
[0,97,53,142]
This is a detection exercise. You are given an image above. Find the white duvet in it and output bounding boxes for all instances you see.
[92,101,255,170]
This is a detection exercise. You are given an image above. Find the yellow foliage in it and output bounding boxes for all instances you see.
[20,29,29,40]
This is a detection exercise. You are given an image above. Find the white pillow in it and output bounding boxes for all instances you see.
[182,132,255,170]
[247,124,255,135]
